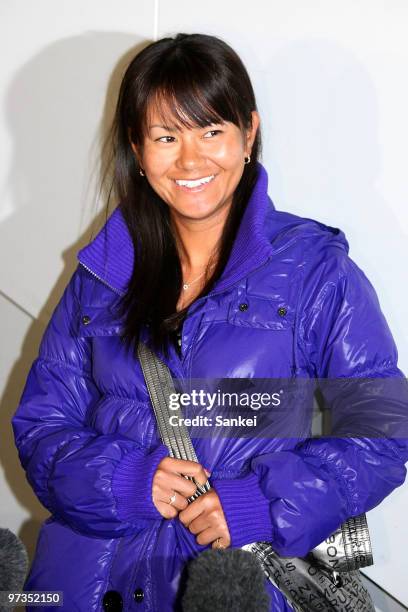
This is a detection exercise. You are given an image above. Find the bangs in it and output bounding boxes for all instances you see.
[138,66,244,140]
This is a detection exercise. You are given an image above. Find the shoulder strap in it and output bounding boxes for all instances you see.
[137,340,210,501]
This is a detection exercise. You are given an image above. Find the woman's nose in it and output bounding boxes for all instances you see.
[176,137,204,169]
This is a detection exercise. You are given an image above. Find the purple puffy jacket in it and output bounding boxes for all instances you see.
[12,162,408,611]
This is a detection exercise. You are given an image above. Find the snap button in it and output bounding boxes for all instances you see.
[239,303,249,311]
[81,315,91,325]
[133,587,144,603]
[102,590,123,611]
[277,307,287,317]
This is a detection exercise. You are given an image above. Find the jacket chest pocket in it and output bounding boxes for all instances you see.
[192,295,296,379]
[223,294,296,378]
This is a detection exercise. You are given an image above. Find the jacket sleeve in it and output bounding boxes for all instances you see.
[12,266,169,538]
[212,238,408,555]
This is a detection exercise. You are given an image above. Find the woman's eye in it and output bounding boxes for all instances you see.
[156,136,175,143]
[204,130,222,138]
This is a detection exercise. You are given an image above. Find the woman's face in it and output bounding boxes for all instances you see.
[130,103,260,222]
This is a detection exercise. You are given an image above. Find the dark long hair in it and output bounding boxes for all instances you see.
[102,33,262,361]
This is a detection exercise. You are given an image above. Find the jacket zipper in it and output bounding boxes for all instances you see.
[78,261,125,296]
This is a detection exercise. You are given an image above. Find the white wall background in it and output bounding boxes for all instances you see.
[1,1,407,609]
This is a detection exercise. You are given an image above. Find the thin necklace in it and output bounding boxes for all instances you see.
[182,262,216,291]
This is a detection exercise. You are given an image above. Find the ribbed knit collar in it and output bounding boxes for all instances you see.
[77,162,275,296]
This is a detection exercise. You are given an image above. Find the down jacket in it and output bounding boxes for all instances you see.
[12,162,408,611]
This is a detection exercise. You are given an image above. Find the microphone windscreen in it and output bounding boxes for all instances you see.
[0,528,29,592]
[181,548,270,612]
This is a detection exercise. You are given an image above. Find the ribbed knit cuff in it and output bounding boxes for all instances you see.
[112,444,169,522]
[212,472,274,547]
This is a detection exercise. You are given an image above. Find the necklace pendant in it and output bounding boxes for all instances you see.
[183,283,189,291]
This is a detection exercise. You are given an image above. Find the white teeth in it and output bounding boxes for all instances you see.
[175,175,215,188]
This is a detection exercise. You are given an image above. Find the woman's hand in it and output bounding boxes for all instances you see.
[178,489,231,548]
[152,457,209,519]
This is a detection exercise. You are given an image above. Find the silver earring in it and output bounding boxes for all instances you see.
[244,155,251,165]
[139,168,145,176]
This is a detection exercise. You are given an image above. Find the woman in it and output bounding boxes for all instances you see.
[12,33,408,611]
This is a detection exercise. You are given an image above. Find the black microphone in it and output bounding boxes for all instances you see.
[181,548,270,612]
[0,528,29,595]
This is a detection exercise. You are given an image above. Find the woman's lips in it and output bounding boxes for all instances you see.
[173,174,217,193]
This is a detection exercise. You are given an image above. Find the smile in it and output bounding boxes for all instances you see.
[173,174,216,192]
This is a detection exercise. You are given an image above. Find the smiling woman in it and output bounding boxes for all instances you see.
[131,104,257,221]
[128,99,259,312]
[12,31,408,612]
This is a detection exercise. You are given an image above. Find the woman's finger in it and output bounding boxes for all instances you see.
[178,493,207,527]
[153,470,198,499]
[153,499,179,520]
[153,489,188,511]
[186,514,211,535]
[196,526,220,547]
[158,457,210,487]
[197,527,231,548]
[211,536,229,549]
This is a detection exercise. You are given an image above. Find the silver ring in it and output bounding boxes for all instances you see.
[168,492,177,505]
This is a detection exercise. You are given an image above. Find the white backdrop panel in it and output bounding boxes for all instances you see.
[0,0,154,321]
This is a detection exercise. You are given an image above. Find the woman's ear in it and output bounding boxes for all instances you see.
[245,110,260,153]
